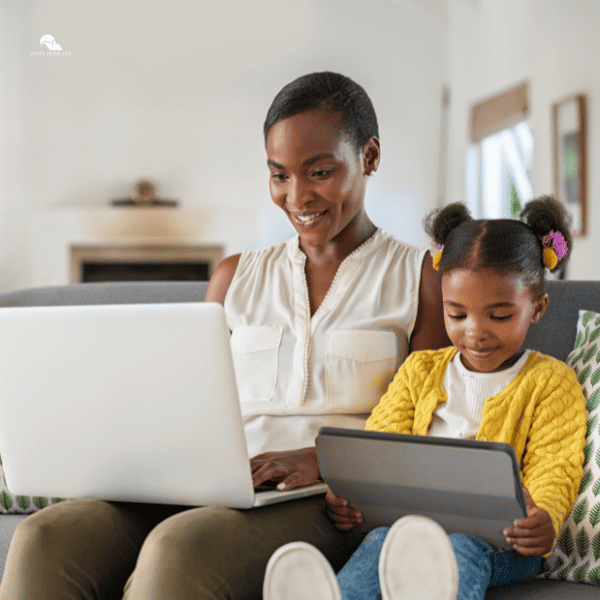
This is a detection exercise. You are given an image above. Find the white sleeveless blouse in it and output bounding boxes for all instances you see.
[224,228,427,457]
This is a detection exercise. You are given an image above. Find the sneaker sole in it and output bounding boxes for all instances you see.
[379,515,459,600]
[263,541,342,600]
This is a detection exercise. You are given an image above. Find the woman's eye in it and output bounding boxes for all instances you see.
[271,173,287,182]
[312,169,332,178]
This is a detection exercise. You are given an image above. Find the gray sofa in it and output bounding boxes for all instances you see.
[0,279,598,599]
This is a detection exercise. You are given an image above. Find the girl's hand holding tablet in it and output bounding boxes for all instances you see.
[503,487,555,557]
[325,490,363,530]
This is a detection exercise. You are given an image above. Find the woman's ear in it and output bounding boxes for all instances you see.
[363,137,380,176]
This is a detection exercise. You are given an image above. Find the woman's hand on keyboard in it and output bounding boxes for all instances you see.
[325,490,363,531]
[250,447,320,491]
[502,487,554,557]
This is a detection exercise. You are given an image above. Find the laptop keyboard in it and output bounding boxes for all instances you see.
[254,478,325,493]
[254,480,281,493]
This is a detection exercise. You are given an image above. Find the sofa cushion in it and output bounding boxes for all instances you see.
[0,453,66,514]
[538,310,600,585]
[487,578,599,599]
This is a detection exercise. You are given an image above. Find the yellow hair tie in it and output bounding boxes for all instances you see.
[542,247,558,270]
[432,248,443,271]
[541,230,567,270]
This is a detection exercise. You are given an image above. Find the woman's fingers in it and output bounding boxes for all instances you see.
[251,463,284,487]
[250,448,320,490]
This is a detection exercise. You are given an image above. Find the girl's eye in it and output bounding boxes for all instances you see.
[448,314,511,321]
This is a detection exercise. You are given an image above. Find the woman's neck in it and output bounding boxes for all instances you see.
[299,213,377,266]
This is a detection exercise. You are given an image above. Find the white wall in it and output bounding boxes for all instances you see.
[445,0,600,280]
[0,3,31,291]
[0,0,447,292]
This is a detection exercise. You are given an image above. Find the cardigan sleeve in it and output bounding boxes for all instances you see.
[521,361,586,545]
[365,352,423,434]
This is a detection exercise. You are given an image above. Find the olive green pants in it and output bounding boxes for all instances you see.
[0,495,366,600]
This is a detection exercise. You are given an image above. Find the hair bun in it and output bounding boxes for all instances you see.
[423,202,473,247]
[520,196,573,271]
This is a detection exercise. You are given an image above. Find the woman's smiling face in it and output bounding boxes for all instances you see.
[265,108,377,249]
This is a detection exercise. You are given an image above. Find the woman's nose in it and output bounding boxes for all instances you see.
[286,178,310,208]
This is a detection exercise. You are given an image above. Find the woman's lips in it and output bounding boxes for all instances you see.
[292,210,327,226]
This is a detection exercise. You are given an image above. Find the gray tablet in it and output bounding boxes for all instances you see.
[315,427,527,549]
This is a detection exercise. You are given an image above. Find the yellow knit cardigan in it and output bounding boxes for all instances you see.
[366,346,586,551]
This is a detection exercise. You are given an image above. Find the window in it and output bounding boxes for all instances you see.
[466,83,564,279]
[466,121,533,220]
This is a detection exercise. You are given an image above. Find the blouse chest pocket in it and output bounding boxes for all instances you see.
[326,330,397,412]
[231,326,283,403]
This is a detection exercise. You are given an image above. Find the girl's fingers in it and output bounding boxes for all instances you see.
[505,511,548,536]
[327,506,362,521]
[507,533,545,546]
[512,543,546,557]
[325,490,348,506]
[327,511,353,524]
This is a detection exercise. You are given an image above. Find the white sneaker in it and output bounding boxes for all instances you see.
[379,515,459,600]
[263,541,342,600]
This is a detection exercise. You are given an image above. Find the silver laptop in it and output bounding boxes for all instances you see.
[315,427,527,549]
[0,302,327,508]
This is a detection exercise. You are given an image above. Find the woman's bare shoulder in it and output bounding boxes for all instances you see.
[204,254,241,305]
[410,250,452,352]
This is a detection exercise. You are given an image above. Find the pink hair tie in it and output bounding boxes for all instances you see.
[542,231,568,260]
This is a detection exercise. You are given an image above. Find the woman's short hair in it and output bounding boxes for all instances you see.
[264,71,379,152]
[423,196,574,299]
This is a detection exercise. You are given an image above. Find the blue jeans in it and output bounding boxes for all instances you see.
[336,527,542,600]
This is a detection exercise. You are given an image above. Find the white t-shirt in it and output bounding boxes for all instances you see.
[224,228,428,457]
[427,349,533,439]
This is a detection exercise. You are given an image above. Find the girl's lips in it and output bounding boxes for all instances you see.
[467,347,496,358]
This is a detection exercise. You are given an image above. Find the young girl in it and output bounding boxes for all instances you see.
[262,196,586,600]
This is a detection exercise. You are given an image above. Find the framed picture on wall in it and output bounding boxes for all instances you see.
[552,94,587,236]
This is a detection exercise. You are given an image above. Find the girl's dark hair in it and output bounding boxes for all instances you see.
[423,196,573,299]
[263,72,379,152]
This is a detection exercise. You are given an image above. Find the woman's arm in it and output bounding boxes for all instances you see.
[410,251,451,353]
[204,254,241,305]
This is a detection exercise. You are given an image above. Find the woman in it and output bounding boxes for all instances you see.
[0,72,449,600]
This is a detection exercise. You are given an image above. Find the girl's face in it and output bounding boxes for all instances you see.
[441,268,549,373]
[265,108,378,249]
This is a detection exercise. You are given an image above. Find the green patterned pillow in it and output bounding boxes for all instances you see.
[539,310,600,584]
[0,453,67,514]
